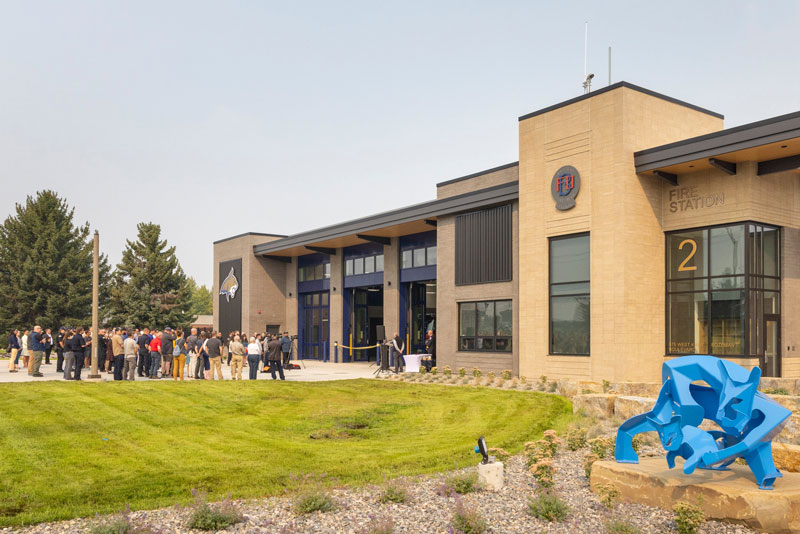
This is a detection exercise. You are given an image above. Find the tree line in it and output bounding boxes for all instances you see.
[0,190,212,333]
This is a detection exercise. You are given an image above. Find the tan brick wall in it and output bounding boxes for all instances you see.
[783,228,800,378]
[329,249,344,361]
[213,234,287,336]
[437,201,519,375]
[383,238,400,339]
[436,164,519,199]
[285,257,298,337]
[518,86,725,383]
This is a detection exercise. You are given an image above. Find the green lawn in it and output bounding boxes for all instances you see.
[0,379,572,526]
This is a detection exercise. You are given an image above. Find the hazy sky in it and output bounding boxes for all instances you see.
[1,1,799,287]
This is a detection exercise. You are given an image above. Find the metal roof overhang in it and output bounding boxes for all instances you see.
[634,111,800,182]
[253,181,519,257]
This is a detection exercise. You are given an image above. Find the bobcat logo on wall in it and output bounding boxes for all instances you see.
[219,267,239,302]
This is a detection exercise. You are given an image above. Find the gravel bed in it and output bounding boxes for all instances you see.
[0,446,758,534]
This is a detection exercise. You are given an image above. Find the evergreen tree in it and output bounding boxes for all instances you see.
[0,190,110,332]
[186,277,213,317]
[108,222,192,329]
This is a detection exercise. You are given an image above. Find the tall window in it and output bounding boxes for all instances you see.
[549,234,590,355]
[666,223,779,357]
[458,300,512,352]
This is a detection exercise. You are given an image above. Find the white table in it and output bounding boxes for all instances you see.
[403,353,423,373]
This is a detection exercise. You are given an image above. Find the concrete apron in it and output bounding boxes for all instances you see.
[591,457,800,534]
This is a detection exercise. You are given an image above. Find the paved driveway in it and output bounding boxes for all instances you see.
[0,358,378,383]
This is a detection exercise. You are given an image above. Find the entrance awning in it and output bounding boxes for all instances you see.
[635,110,800,185]
[253,181,518,258]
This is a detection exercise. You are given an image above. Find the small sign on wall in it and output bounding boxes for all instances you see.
[551,165,581,210]
[219,258,242,338]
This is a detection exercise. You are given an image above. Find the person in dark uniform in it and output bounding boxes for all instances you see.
[71,327,87,380]
[267,335,285,380]
[391,332,405,373]
[43,328,53,365]
[425,330,436,367]
[55,327,66,373]
[137,327,151,377]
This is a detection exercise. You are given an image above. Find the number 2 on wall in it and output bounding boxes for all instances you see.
[678,239,697,271]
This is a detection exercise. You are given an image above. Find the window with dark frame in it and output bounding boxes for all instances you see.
[400,246,437,269]
[344,253,384,276]
[549,233,590,356]
[666,222,780,359]
[458,299,512,352]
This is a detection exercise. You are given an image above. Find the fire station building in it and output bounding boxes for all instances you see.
[213,81,800,382]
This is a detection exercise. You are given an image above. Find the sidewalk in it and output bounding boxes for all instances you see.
[0,358,378,383]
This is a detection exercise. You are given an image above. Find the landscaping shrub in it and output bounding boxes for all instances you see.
[294,490,336,514]
[673,500,704,534]
[442,366,452,377]
[542,430,561,454]
[378,481,409,504]
[565,427,587,451]
[418,366,427,375]
[520,376,527,385]
[438,472,480,496]
[472,368,482,378]
[589,436,615,459]
[602,379,612,393]
[510,378,519,388]
[547,381,558,393]
[450,500,488,534]
[360,515,394,534]
[765,387,790,395]
[186,491,244,531]
[431,366,438,375]
[583,452,600,479]
[487,371,496,383]
[595,483,620,509]
[606,519,640,534]
[458,367,466,377]
[501,369,512,380]
[529,459,555,488]
[89,506,152,534]
[527,493,569,522]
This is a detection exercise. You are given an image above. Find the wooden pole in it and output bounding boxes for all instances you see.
[88,230,101,378]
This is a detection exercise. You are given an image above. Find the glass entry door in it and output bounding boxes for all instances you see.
[762,314,780,377]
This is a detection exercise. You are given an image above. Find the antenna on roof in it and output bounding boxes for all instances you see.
[582,21,594,94]
[608,46,611,86]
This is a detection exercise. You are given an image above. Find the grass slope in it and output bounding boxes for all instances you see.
[0,379,572,526]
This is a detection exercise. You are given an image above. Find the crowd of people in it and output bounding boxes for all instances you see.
[5,327,295,381]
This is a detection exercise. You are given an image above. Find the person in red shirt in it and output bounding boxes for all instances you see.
[148,332,162,379]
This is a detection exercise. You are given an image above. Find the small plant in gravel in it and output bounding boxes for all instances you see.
[632,434,644,454]
[529,459,555,488]
[431,366,438,375]
[602,379,612,393]
[487,371,496,383]
[583,452,600,479]
[360,515,395,534]
[527,492,569,522]
[510,377,519,388]
[547,380,558,392]
[673,500,704,534]
[595,483,620,509]
[89,505,153,534]
[520,375,527,385]
[565,427,588,451]
[458,367,466,377]
[501,369,512,380]
[378,480,409,504]
[442,365,452,377]
[438,471,481,496]
[186,490,245,531]
[765,387,790,395]
[589,436,615,458]
[450,499,488,534]
[294,489,336,514]
[606,519,640,534]
[472,367,482,378]
[418,366,427,375]
[542,430,561,454]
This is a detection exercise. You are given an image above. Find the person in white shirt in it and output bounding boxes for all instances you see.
[247,336,262,380]
[123,334,138,381]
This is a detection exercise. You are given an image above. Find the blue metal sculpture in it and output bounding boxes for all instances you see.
[615,355,791,489]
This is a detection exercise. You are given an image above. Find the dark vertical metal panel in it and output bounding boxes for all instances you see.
[455,204,512,285]
[219,258,242,338]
